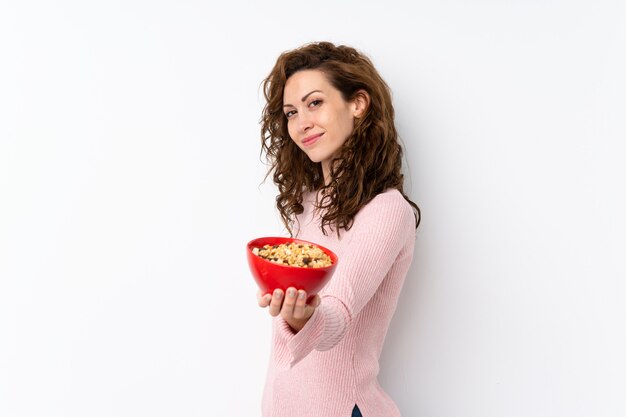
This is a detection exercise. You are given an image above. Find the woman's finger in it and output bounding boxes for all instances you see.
[309,294,321,308]
[280,287,298,316]
[257,290,271,307]
[292,290,308,319]
[268,289,284,316]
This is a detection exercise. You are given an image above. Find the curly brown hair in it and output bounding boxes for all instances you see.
[260,41,421,236]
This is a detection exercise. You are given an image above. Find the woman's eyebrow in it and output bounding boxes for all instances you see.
[283,90,323,108]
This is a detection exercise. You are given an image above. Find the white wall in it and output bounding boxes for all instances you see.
[1,1,624,416]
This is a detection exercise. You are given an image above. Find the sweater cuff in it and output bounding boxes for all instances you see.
[273,306,323,368]
[275,296,350,368]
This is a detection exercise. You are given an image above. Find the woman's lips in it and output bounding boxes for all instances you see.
[302,133,323,147]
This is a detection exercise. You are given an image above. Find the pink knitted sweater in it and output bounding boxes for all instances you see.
[262,188,417,417]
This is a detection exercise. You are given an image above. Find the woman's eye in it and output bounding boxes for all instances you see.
[309,99,322,107]
[285,110,296,118]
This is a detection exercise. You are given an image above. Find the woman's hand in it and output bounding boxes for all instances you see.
[257,287,321,332]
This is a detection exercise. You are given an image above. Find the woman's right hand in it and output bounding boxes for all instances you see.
[257,288,321,332]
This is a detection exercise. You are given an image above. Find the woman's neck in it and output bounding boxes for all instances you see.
[321,160,331,186]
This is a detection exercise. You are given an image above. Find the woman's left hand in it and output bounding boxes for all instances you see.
[257,287,321,332]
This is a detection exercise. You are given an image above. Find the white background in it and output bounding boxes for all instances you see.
[1,1,624,416]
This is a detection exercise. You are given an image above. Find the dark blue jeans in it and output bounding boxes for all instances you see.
[352,405,362,417]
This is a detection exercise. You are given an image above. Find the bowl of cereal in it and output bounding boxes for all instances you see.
[246,236,338,297]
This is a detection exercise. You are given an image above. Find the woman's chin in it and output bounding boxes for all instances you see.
[303,152,324,164]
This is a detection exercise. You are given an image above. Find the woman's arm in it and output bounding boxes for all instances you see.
[268,191,416,367]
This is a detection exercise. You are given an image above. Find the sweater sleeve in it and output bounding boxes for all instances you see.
[273,190,416,368]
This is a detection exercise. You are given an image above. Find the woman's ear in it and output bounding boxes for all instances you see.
[352,90,370,118]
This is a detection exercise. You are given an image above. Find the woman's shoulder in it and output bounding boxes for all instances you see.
[357,188,416,225]
[371,188,406,202]
[366,188,412,209]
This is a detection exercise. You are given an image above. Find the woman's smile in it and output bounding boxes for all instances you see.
[302,132,324,147]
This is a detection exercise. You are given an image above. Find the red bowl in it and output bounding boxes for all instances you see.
[247,236,338,296]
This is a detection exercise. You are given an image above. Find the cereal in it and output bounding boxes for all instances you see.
[253,242,333,268]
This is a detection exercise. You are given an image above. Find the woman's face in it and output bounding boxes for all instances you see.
[283,69,359,181]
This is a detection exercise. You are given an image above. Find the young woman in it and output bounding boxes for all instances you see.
[257,41,421,417]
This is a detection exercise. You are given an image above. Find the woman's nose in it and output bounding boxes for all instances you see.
[298,113,313,133]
